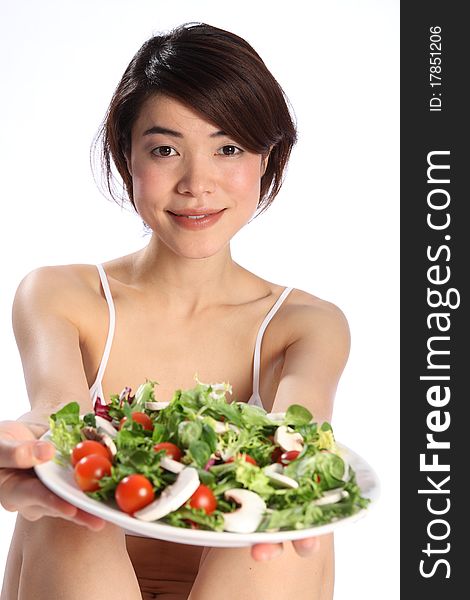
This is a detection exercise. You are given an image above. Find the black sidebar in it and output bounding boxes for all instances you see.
[401,2,467,597]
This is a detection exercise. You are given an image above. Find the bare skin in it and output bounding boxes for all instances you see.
[0,95,349,600]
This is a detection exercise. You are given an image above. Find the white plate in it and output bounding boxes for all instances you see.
[34,436,380,548]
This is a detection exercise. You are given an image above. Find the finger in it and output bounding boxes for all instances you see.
[292,536,320,557]
[0,438,55,469]
[21,505,106,531]
[72,509,107,531]
[251,542,284,561]
[1,472,106,531]
[0,420,38,440]
[0,470,73,515]
[20,504,75,522]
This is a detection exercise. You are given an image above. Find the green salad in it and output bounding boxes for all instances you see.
[48,378,370,533]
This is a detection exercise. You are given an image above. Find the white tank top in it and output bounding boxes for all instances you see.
[89,264,294,410]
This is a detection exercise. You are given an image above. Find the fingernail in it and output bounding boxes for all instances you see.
[259,546,283,561]
[296,538,320,556]
[33,442,53,460]
[88,521,105,531]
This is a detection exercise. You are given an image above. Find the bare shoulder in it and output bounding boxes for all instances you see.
[281,288,350,350]
[13,263,102,323]
[14,263,100,300]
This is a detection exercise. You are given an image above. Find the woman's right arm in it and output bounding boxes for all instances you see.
[0,267,105,529]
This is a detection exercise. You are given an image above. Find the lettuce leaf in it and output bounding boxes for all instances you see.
[234,461,275,499]
[49,402,82,463]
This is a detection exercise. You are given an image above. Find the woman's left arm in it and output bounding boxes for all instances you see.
[188,299,350,600]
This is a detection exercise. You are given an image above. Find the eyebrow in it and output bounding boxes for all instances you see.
[142,125,228,138]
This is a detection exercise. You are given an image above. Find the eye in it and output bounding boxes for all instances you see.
[151,146,178,158]
[218,145,244,156]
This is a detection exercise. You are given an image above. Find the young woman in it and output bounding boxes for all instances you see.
[0,23,349,600]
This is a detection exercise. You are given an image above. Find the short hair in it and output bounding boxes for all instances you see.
[92,22,297,216]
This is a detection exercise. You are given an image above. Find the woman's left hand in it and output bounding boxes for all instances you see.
[251,537,320,561]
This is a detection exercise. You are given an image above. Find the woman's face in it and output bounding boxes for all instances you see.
[128,95,269,259]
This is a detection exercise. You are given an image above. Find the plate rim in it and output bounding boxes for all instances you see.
[34,433,380,547]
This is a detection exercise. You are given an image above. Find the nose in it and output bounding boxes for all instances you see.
[176,153,216,198]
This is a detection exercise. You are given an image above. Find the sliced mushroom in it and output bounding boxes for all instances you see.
[95,415,118,438]
[266,412,286,423]
[213,421,226,434]
[222,489,266,533]
[100,434,117,458]
[274,425,304,452]
[134,467,199,522]
[263,463,299,489]
[313,488,349,506]
[196,415,223,433]
[196,415,240,435]
[215,448,232,462]
[82,426,117,458]
[145,401,170,410]
[211,421,240,434]
[81,426,100,441]
[160,456,185,474]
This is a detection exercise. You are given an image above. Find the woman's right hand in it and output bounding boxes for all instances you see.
[0,420,105,530]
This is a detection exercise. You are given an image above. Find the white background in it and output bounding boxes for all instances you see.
[0,1,399,598]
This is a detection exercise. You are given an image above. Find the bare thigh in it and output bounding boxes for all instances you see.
[1,515,142,600]
[188,535,335,600]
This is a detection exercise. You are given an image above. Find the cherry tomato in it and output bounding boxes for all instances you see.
[153,442,182,461]
[189,484,217,515]
[115,474,155,514]
[280,450,301,465]
[71,440,112,466]
[226,453,257,466]
[119,411,153,431]
[74,454,112,492]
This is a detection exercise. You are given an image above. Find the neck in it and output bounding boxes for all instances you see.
[132,235,241,314]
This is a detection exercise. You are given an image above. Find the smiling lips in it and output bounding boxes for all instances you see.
[167,208,225,230]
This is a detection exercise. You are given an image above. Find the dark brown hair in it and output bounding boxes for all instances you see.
[92,22,297,215]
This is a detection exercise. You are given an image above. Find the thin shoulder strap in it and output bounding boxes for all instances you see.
[88,264,116,402]
[252,287,294,400]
